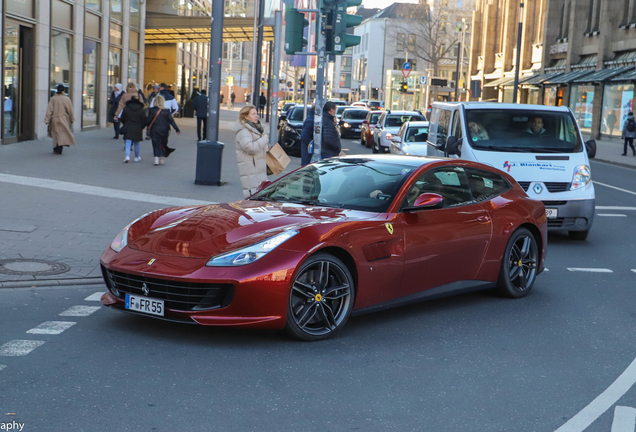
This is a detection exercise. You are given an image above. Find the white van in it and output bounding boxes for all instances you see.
[427,102,596,240]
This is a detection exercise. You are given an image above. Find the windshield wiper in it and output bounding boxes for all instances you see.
[527,147,567,153]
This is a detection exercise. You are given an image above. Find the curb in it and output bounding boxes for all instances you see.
[0,277,105,289]
[592,157,636,170]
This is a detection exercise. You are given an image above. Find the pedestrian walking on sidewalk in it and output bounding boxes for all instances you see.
[193,90,209,141]
[44,84,75,155]
[259,92,267,118]
[621,111,636,156]
[147,95,180,166]
[114,82,142,119]
[120,97,147,163]
[109,83,124,139]
[234,104,270,198]
[230,91,236,109]
[320,101,341,159]
[300,105,315,166]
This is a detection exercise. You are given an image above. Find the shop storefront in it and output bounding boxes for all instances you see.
[569,85,595,133]
[601,83,634,137]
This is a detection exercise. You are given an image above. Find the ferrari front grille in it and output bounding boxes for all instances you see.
[102,266,234,311]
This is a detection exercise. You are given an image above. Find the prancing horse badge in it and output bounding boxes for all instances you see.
[148,259,156,265]
[385,223,394,235]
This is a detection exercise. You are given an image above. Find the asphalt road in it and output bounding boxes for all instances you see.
[1,140,636,432]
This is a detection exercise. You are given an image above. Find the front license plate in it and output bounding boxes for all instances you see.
[546,208,558,219]
[354,128,361,132]
[125,294,164,316]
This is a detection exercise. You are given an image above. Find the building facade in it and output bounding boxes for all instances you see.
[468,0,545,104]
[1,0,145,144]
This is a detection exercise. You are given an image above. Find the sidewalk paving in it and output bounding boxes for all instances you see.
[585,135,636,169]
[0,110,299,287]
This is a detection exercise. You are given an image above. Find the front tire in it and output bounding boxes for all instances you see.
[285,253,355,341]
[496,228,539,298]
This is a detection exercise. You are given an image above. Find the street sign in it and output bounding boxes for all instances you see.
[286,81,292,88]
[401,62,412,79]
[419,76,427,85]
[227,76,234,85]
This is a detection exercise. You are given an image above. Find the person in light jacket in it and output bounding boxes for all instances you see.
[621,111,636,156]
[44,84,75,155]
[114,82,142,119]
[234,104,270,198]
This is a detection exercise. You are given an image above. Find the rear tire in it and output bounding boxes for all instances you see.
[496,228,539,298]
[285,253,355,341]
[568,230,589,240]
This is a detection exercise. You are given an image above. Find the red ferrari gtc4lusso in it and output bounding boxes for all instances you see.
[101,156,547,341]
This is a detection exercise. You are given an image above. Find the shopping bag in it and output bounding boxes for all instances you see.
[266,143,291,175]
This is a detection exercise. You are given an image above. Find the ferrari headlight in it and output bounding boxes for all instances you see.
[571,165,591,190]
[206,230,299,267]
[110,222,133,253]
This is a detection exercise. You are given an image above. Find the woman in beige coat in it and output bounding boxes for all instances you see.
[44,84,75,155]
[234,104,270,198]
[114,82,142,119]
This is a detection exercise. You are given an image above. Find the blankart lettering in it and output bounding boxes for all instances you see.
[503,161,566,172]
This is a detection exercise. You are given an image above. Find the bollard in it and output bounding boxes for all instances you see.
[195,140,224,186]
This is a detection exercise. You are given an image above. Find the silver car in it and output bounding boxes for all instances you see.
[373,110,426,153]
[390,121,430,156]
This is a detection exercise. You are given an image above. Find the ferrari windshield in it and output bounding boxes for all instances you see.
[250,159,416,212]
[465,109,582,153]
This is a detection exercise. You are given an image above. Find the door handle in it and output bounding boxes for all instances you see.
[477,215,491,223]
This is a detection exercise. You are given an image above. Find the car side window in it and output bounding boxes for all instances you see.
[403,166,473,209]
[466,168,512,202]
[437,109,452,147]
[451,111,463,141]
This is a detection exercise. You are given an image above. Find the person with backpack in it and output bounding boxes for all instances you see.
[621,111,636,156]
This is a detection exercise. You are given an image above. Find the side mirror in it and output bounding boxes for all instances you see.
[257,180,272,192]
[279,114,287,121]
[404,193,444,211]
[445,135,461,155]
[391,136,402,144]
[585,139,596,159]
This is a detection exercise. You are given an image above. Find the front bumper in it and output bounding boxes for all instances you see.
[99,246,307,329]
[542,198,595,231]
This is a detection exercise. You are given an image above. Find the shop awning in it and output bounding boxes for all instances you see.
[145,13,275,43]
[520,71,564,85]
[605,50,636,66]
[545,58,567,71]
[483,76,515,88]
[573,66,634,83]
[571,54,598,69]
[611,69,636,82]
[543,69,596,84]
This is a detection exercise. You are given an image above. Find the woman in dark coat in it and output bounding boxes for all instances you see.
[147,95,180,166]
[109,83,123,139]
[120,97,147,163]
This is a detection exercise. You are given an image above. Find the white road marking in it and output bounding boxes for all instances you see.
[0,173,212,206]
[567,268,613,273]
[84,292,105,301]
[0,365,6,371]
[632,270,636,274]
[596,206,636,211]
[59,305,101,317]
[594,181,636,196]
[597,214,628,217]
[0,340,46,356]
[611,406,636,432]
[556,358,636,432]
[26,321,76,335]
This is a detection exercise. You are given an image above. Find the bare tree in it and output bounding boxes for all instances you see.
[385,0,462,76]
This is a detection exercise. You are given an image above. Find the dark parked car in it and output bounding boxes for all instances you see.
[339,108,370,139]
[335,105,354,122]
[278,105,306,156]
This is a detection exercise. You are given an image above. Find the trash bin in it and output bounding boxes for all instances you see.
[195,141,224,186]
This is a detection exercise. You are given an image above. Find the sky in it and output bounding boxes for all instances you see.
[361,0,418,9]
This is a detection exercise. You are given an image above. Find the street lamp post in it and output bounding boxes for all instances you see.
[512,1,524,104]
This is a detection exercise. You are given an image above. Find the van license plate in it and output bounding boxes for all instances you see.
[545,208,558,219]
[125,294,164,316]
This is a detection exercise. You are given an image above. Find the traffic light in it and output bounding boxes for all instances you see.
[401,81,408,93]
[299,78,305,89]
[261,77,265,86]
[284,6,309,55]
[330,0,363,55]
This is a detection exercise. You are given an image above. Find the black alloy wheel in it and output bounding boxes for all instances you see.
[496,228,539,298]
[286,253,355,341]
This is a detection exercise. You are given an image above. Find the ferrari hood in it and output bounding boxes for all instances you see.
[127,200,368,258]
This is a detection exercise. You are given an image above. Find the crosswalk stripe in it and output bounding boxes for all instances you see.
[567,268,613,273]
[0,340,45,357]
[59,306,101,317]
[611,406,636,432]
[84,292,105,302]
[27,321,76,335]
